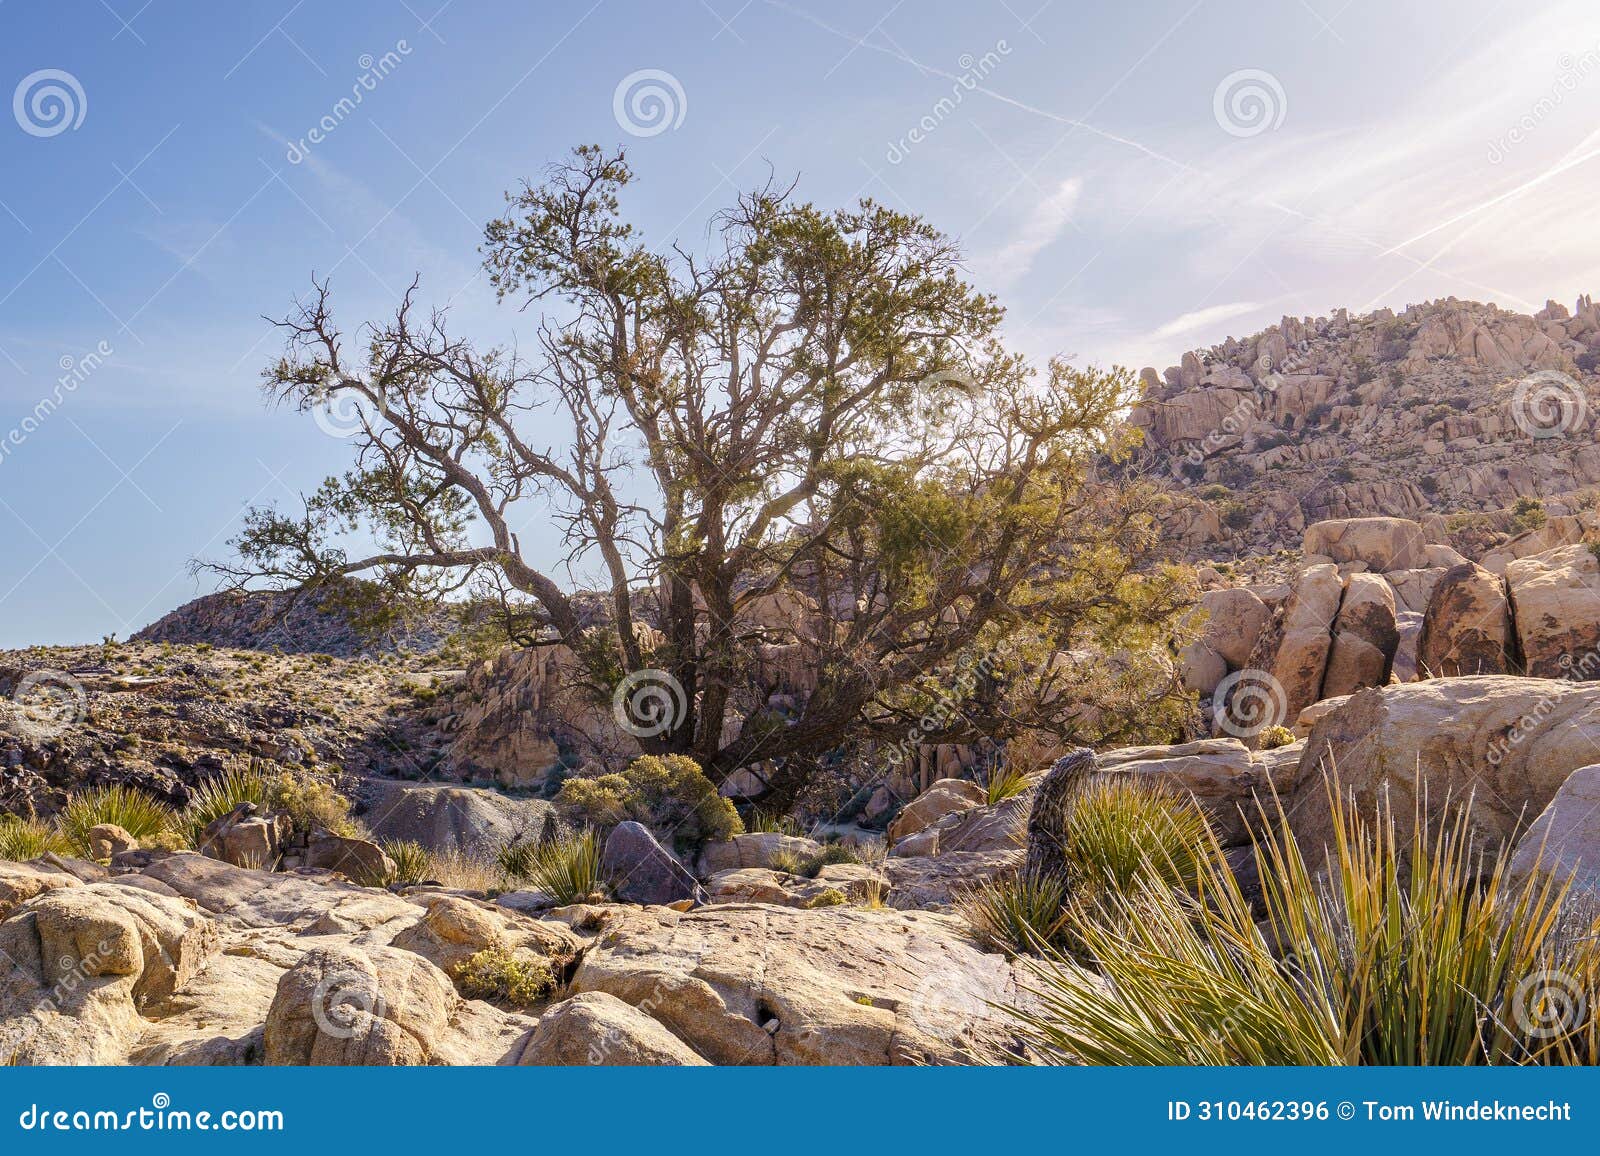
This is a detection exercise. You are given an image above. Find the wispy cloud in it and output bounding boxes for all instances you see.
[1150,301,1262,341]
[988,177,1082,287]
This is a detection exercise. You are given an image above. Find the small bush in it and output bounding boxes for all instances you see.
[961,870,1072,956]
[383,840,433,886]
[451,948,553,1008]
[1511,495,1547,532]
[59,785,175,857]
[801,843,861,876]
[803,888,848,908]
[266,771,358,838]
[0,816,71,861]
[500,829,604,905]
[1258,724,1296,750]
[557,754,741,851]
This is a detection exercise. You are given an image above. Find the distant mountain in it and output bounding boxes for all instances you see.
[132,582,460,657]
[1130,295,1600,559]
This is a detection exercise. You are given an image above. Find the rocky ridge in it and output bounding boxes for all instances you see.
[1132,295,1600,560]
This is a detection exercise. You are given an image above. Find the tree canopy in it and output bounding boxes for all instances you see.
[214,145,1196,806]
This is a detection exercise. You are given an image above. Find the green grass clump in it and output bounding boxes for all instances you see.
[960,778,1210,958]
[1008,785,1600,1066]
[383,839,433,886]
[766,848,805,876]
[499,829,603,905]
[59,785,176,857]
[451,948,553,1008]
[803,888,849,908]
[0,816,72,861]
[982,762,1031,805]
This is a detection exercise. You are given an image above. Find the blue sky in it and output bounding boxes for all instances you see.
[3,0,1599,646]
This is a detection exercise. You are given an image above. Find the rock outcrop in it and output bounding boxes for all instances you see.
[1505,544,1600,679]
[1293,678,1600,853]
[569,903,1039,1064]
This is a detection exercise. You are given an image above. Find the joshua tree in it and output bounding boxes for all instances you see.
[211,145,1194,805]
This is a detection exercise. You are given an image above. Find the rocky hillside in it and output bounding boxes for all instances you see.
[132,582,465,658]
[0,642,451,817]
[1133,295,1600,560]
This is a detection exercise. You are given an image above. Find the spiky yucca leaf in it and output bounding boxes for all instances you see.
[1009,781,1600,1066]
[59,785,175,858]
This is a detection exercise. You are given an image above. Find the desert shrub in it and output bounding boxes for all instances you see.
[1417,474,1440,496]
[1008,787,1600,1065]
[1258,724,1296,750]
[0,815,71,860]
[803,888,848,909]
[1218,502,1253,531]
[383,839,433,886]
[1577,349,1600,374]
[451,948,553,1008]
[556,754,741,850]
[1511,495,1547,532]
[775,842,863,879]
[182,762,271,843]
[266,770,358,838]
[59,785,176,857]
[500,829,603,905]
[961,869,1073,956]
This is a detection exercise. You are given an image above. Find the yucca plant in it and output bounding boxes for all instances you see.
[501,829,604,905]
[59,785,176,857]
[382,839,433,886]
[1059,777,1211,894]
[961,869,1074,956]
[1009,783,1600,1066]
[182,763,272,843]
[0,815,71,861]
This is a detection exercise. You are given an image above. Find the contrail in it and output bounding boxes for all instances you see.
[766,0,1197,173]
[1382,139,1600,255]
